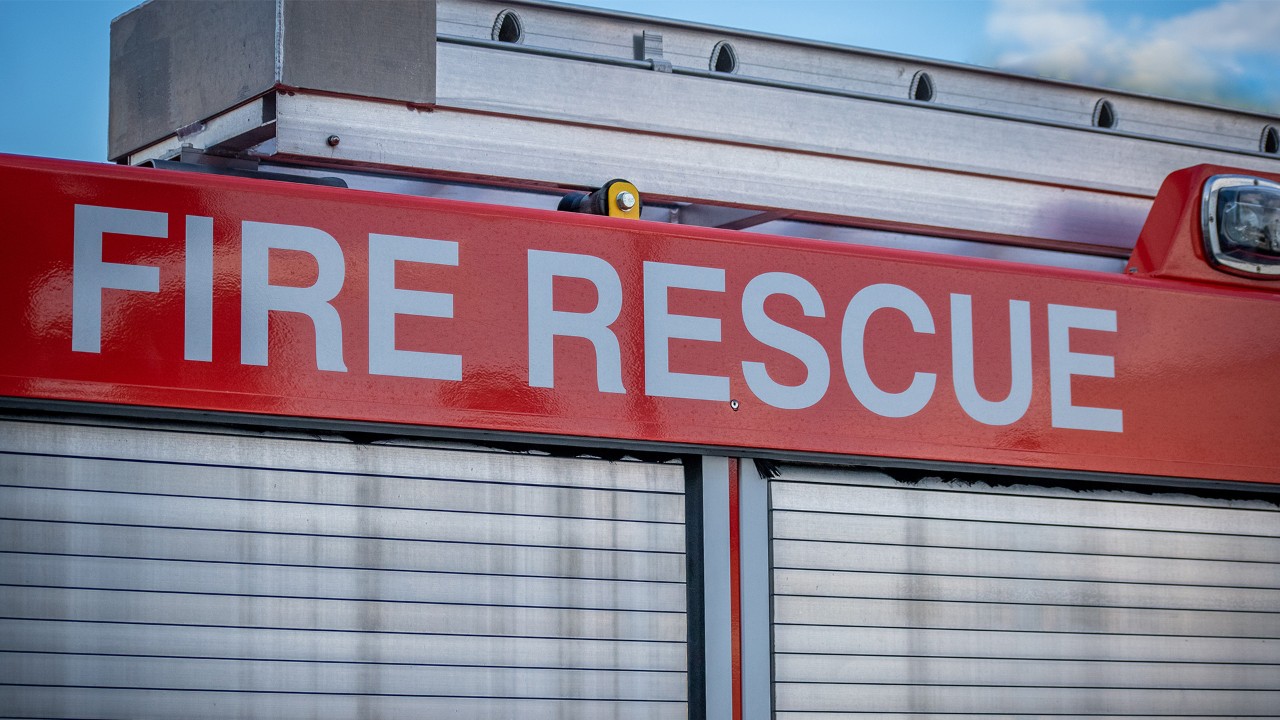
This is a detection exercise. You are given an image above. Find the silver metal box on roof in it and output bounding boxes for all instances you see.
[109,0,436,161]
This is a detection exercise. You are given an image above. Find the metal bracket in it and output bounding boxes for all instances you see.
[144,147,347,188]
[639,30,673,72]
[558,179,643,219]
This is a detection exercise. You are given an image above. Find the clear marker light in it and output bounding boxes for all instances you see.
[1202,176,1280,277]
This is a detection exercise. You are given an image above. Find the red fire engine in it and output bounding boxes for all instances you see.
[2,1,1278,718]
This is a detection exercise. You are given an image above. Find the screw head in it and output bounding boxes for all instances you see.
[615,190,637,211]
[730,399,740,411]
[326,135,341,147]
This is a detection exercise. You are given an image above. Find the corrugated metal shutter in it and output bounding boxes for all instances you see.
[770,464,1280,718]
[0,419,687,719]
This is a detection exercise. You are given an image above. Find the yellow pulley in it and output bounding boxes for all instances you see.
[557,179,642,219]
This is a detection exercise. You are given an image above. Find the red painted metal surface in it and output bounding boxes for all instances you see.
[2,154,1279,483]
[1130,164,1280,288]
[727,459,742,720]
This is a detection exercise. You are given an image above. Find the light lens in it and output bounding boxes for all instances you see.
[1202,176,1280,277]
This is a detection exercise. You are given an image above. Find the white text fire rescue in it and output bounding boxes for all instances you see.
[72,205,1123,432]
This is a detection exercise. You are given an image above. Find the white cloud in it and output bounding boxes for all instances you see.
[1125,37,1219,93]
[1154,0,1280,52]
[985,0,1280,110]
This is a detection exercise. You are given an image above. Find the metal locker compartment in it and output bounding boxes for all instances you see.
[766,463,1280,718]
[0,418,689,719]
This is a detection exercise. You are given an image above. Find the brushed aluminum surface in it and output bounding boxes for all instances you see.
[0,419,688,715]
[775,655,1280,689]
[772,539,1280,588]
[239,164,1130,272]
[774,595,1280,640]
[772,684,1280,714]
[0,687,681,720]
[773,567,1280,611]
[0,420,683,493]
[265,42,1280,254]
[1,485,682,553]
[774,716,1242,720]
[771,509,1280,562]
[1,521,685,583]
[698,456,734,720]
[773,622,1280,661]
[430,43,1277,197]
[2,451,686,524]
[1,553,687,612]
[0,586,688,641]
[438,1,1277,153]
[771,471,1280,535]
[271,92,1156,252]
[0,652,687,700]
[769,466,1280,716]
[1,619,686,670]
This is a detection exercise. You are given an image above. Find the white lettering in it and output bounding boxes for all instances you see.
[368,234,460,380]
[950,294,1032,425]
[741,272,830,410]
[72,204,165,353]
[644,261,729,401]
[184,215,213,361]
[841,283,936,418]
[527,250,625,393]
[240,221,347,372]
[1048,304,1122,432]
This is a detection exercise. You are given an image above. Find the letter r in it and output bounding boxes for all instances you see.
[527,250,626,393]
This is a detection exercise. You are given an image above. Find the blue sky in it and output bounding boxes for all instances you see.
[1,0,1277,164]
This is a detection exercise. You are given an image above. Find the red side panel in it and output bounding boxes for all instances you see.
[2,155,1279,483]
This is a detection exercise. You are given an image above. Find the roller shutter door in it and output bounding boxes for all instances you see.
[770,464,1280,718]
[0,419,687,719]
